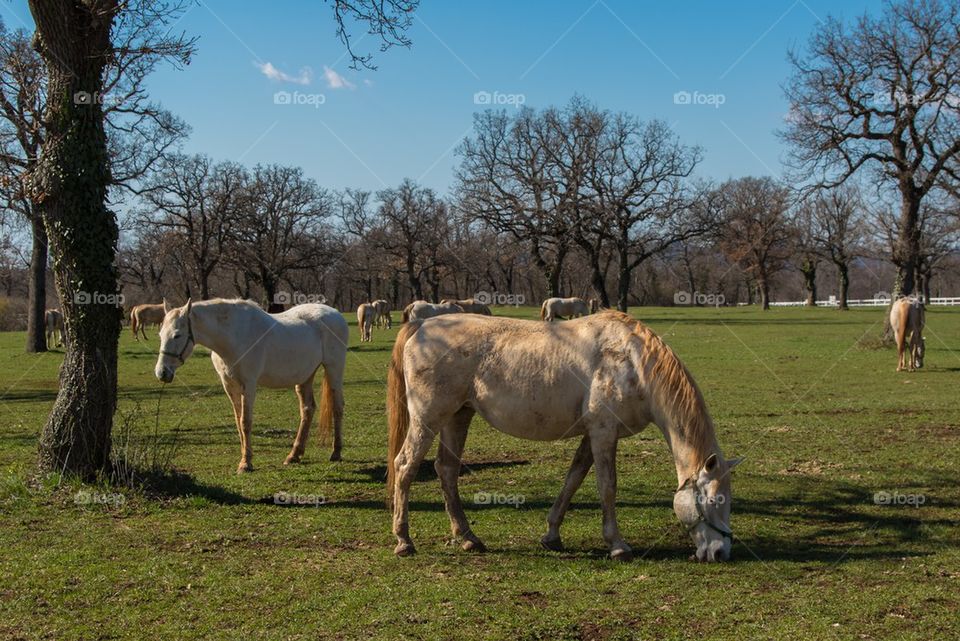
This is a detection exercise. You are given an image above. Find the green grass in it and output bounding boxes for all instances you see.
[1,306,958,640]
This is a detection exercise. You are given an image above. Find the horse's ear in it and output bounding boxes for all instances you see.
[163,298,171,314]
[185,298,192,315]
[727,456,745,470]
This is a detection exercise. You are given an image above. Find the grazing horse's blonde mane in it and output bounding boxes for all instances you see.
[599,311,716,465]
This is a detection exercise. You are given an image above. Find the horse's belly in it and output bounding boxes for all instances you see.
[471,396,586,441]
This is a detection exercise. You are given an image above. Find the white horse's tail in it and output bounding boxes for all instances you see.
[387,321,421,505]
[539,300,548,321]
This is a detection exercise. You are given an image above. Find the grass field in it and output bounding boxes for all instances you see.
[0,305,958,640]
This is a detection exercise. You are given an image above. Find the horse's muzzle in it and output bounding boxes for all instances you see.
[156,366,175,384]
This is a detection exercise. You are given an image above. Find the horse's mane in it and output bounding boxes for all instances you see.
[598,310,716,465]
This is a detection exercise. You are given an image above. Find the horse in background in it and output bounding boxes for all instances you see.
[540,297,591,321]
[357,303,376,342]
[130,302,167,341]
[373,299,392,329]
[890,297,925,371]
[44,309,64,348]
[441,299,492,315]
[155,298,349,472]
[589,298,600,313]
[402,300,464,322]
[386,311,740,562]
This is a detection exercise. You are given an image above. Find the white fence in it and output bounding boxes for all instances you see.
[766,296,960,308]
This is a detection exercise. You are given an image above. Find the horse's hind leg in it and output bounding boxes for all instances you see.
[285,373,317,465]
[542,435,593,552]
[589,425,632,562]
[237,385,257,473]
[393,417,438,557]
[435,407,485,552]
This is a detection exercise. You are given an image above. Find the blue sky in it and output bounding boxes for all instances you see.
[3,0,884,194]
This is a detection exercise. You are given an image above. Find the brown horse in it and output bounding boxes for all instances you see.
[890,297,925,371]
[387,311,740,562]
[441,298,492,315]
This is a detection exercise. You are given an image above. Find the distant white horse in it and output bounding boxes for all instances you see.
[402,300,463,322]
[357,303,375,342]
[155,299,349,472]
[387,311,741,562]
[441,298,492,315]
[130,302,166,341]
[44,309,64,348]
[540,297,591,321]
[890,297,925,371]
[373,299,392,329]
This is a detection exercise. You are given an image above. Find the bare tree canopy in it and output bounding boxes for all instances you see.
[782,0,960,296]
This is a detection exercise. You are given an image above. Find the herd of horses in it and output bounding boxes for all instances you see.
[36,293,927,562]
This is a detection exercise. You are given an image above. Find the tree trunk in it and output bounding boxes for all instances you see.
[893,192,921,298]
[800,257,817,307]
[33,0,122,479]
[757,275,770,310]
[837,262,850,311]
[25,213,48,353]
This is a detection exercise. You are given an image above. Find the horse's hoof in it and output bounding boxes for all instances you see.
[610,547,633,562]
[461,538,486,553]
[236,463,254,474]
[394,542,416,557]
[329,451,342,462]
[540,535,564,552]
[283,454,301,465]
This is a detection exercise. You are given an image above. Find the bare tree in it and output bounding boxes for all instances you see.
[717,177,794,310]
[809,185,867,310]
[783,0,960,298]
[138,155,245,299]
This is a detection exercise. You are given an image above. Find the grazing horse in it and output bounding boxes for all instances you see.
[402,300,464,322]
[154,298,349,472]
[44,309,64,348]
[890,297,925,371]
[373,299,392,329]
[130,303,166,341]
[387,311,741,562]
[357,303,375,342]
[441,298,492,315]
[540,297,591,321]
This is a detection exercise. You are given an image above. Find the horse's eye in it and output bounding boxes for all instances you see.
[172,333,181,340]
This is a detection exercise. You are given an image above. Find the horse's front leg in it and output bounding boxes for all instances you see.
[589,426,632,561]
[542,435,593,551]
[238,385,257,473]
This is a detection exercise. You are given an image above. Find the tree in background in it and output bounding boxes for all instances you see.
[717,177,794,310]
[783,0,960,298]
[809,185,867,310]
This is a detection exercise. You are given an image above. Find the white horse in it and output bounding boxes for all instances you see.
[440,298,492,315]
[130,302,166,341]
[357,303,375,342]
[44,309,64,348]
[387,311,741,562]
[373,299,393,329]
[890,297,925,371]
[540,297,591,321]
[155,298,349,472]
[402,300,463,322]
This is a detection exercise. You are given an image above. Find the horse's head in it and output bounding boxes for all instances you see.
[673,453,742,562]
[155,299,196,383]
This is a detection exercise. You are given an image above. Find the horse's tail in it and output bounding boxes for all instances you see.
[318,371,336,446]
[539,300,547,320]
[387,321,421,505]
[130,308,139,338]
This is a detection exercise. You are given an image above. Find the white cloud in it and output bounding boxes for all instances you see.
[323,65,356,90]
[256,62,313,86]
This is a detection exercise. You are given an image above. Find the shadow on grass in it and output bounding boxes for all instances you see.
[141,469,254,505]
[356,458,530,484]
